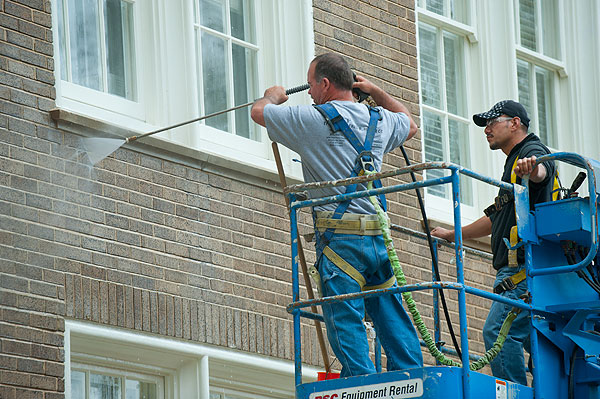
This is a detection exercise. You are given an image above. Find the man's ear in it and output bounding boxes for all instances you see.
[511,117,521,131]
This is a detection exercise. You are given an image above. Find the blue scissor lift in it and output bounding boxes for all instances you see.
[285,152,600,399]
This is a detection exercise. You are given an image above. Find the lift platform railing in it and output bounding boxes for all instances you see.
[285,161,536,395]
[517,152,600,277]
[286,153,600,399]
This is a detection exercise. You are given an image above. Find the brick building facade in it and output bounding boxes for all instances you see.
[0,1,496,398]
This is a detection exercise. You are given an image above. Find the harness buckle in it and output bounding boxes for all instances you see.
[494,276,516,294]
[358,151,375,174]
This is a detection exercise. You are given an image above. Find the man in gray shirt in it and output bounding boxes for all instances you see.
[251,53,423,376]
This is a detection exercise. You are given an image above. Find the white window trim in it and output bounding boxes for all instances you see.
[65,320,318,399]
[515,47,567,78]
[416,8,481,224]
[512,0,566,153]
[417,8,478,44]
[52,0,147,122]
[71,360,166,399]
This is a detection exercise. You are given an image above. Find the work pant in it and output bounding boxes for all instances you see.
[316,232,423,377]
[483,265,531,386]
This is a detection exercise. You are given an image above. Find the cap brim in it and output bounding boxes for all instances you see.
[473,114,488,127]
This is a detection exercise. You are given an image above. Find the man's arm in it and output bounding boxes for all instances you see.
[250,86,288,127]
[514,155,547,183]
[353,75,418,140]
[430,215,492,243]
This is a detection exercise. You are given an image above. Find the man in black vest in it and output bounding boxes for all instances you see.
[431,100,556,385]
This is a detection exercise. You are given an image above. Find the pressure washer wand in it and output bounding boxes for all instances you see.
[126,84,310,143]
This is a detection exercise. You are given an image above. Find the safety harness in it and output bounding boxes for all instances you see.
[484,156,560,293]
[309,103,521,369]
[310,103,395,292]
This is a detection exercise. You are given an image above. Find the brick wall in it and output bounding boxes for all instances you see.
[0,1,496,398]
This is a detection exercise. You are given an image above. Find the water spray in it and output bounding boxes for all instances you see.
[82,84,310,165]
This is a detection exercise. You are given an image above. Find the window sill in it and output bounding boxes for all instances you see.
[49,108,303,193]
[516,47,568,78]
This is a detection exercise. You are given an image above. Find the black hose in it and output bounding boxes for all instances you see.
[286,83,310,95]
[399,146,463,359]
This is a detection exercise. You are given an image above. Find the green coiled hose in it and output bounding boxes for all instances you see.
[365,172,518,370]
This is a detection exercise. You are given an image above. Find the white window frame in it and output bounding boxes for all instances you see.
[53,0,146,123]
[417,6,481,224]
[65,320,317,399]
[70,361,166,399]
[51,0,313,183]
[513,0,566,151]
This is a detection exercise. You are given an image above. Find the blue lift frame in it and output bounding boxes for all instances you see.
[285,152,600,399]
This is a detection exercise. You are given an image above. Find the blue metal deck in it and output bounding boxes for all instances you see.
[297,367,532,399]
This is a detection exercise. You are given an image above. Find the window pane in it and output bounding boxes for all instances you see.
[105,0,137,101]
[418,24,441,109]
[126,379,157,399]
[541,0,559,58]
[200,0,226,33]
[449,0,468,24]
[232,44,258,140]
[421,0,468,23]
[71,370,86,399]
[426,0,444,16]
[90,373,121,399]
[449,119,472,205]
[517,59,531,114]
[201,32,229,132]
[443,32,465,117]
[230,0,255,43]
[535,66,554,147]
[519,0,537,51]
[67,0,102,91]
[423,111,447,199]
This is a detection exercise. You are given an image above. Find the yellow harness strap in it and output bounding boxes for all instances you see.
[321,246,396,292]
[508,158,520,267]
[323,246,366,288]
[508,268,526,286]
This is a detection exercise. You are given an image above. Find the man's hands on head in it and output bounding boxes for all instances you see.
[352,75,376,100]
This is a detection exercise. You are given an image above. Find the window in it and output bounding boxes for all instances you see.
[417,0,469,25]
[66,321,304,399]
[52,1,311,182]
[514,0,562,149]
[71,363,163,399]
[56,0,142,118]
[194,0,259,141]
[417,5,475,214]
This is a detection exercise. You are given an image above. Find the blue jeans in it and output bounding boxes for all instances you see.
[483,265,531,386]
[316,232,423,377]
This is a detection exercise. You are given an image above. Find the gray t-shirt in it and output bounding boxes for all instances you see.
[264,100,410,214]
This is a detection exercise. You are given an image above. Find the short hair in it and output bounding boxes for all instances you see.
[312,53,354,91]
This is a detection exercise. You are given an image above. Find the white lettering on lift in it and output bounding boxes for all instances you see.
[309,378,423,399]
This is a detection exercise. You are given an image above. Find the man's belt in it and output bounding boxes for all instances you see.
[314,212,385,235]
[493,269,526,294]
[315,218,381,231]
[484,191,514,217]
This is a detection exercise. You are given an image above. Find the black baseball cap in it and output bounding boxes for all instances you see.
[473,100,530,128]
